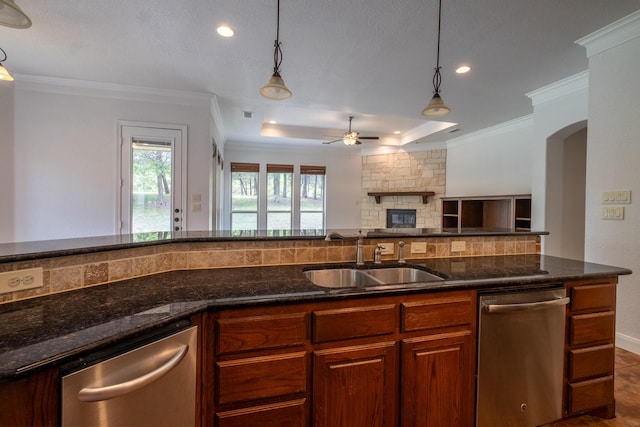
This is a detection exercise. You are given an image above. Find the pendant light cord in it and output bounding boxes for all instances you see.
[432,0,443,94]
[272,0,284,75]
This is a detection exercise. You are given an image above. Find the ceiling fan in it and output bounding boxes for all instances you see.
[322,116,380,145]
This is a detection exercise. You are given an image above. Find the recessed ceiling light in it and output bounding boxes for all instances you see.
[216,25,235,38]
[393,131,401,135]
[268,120,277,124]
[456,65,471,74]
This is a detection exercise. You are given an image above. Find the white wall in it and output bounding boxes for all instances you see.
[445,116,533,197]
[0,82,15,243]
[528,72,589,254]
[10,77,213,242]
[223,142,361,230]
[581,12,640,353]
[560,128,587,260]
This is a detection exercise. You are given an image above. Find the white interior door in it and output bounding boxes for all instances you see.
[119,123,186,234]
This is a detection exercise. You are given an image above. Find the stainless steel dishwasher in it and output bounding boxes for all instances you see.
[62,322,197,427]
[476,287,569,427]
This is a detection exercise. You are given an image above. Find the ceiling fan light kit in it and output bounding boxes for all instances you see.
[323,116,380,146]
[260,0,292,100]
[422,0,451,118]
[0,0,31,28]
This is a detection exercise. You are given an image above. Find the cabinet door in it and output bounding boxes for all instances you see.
[401,331,474,427]
[313,341,397,427]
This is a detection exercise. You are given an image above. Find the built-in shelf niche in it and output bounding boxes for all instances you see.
[441,194,531,230]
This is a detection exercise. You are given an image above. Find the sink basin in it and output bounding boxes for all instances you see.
[304,267,444,288]
[363,267,444,284]
[303,268,382,288]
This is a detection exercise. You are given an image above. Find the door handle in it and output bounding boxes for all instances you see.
[77,344,189,402]
[484,297,570,313]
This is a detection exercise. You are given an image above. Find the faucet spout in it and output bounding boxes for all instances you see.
[356,230,364,266]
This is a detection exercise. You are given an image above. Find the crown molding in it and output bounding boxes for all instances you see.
[576,10,640,58]
[14,74,214,107]
[526,71,588,107]
[445,115,533,149]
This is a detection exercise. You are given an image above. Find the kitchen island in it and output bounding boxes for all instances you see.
[0,230,632,426]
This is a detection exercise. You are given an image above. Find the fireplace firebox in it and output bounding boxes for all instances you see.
[386,209,417,228]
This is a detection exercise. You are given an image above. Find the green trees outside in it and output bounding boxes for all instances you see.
[131,148,172,232]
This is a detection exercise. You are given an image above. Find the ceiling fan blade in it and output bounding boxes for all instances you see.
[355,140,362,145]
[358,136,379,140]
[322,139,340,145]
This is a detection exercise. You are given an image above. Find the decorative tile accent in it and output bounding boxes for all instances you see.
[0,235,540,304]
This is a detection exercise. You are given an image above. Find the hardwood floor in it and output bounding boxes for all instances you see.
[548,348,640,427]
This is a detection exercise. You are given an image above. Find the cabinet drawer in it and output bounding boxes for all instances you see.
[312,304,396,343]
[216,313,306,355]
[569,344,614,381]
[570,311,615,346]
[401,296,472,332]
[215,399,306,427]
[570,283,616,312]
[216,352,307,405]
[568,375,614,414]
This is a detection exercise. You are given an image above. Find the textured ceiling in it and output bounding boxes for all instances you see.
[1,0,639,148]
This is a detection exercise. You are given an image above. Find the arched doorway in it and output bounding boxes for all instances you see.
[545,121,587,260]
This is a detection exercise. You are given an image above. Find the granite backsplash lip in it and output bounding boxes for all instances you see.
[0,228,548,264]
[0,254,630,381]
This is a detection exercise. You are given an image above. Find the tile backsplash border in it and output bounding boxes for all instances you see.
[0,235,539,304]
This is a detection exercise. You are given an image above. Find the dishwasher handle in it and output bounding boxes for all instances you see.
[77,344,189,402]
[484,297,570,313]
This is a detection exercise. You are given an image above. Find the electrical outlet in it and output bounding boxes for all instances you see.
[0,267,44,295]
[378,243,394,255]
[451,241,466,252]
[411,242,427,254]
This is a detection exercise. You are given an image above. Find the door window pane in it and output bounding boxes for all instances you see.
[231,212,258,230]
[131,140,172,233]
[300,212,324,230]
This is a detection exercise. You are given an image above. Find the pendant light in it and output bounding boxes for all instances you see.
[260,0,292,100]
[0,48,14,81]
[0,0,32,29]
[422,0,451,117]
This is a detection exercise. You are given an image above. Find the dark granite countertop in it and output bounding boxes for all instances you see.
[0,228,547,263]
[0,254,629,381]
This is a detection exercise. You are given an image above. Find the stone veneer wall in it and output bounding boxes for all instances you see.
[0,234,539,304]
[361,150,446,228]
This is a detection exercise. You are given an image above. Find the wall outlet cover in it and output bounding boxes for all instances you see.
[411,242,427,254]
[0,267,44,295]
[451,241,466,252]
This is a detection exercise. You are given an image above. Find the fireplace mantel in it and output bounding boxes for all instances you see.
[367,191,435,204]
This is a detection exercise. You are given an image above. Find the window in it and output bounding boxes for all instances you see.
[300,165,326,230]
[230,162,259,230]
[267,164,293,230]
[229,163,326,231]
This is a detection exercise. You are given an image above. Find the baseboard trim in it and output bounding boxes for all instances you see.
[616,332,640,355]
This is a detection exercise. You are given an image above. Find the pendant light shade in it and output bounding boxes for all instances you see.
[422,0,450,117]
[0,0,31,29]
[260,0,292,100]
[260,71,292,100]
[422,93,450,117]
[0,48,14,81]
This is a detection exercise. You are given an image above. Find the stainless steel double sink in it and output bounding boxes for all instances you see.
[304,266,444,289]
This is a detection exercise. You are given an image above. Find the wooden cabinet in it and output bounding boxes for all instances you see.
[313,342,397,427]
[442,194,531,230]
[207,290,476,427]
[565,278,617,418]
